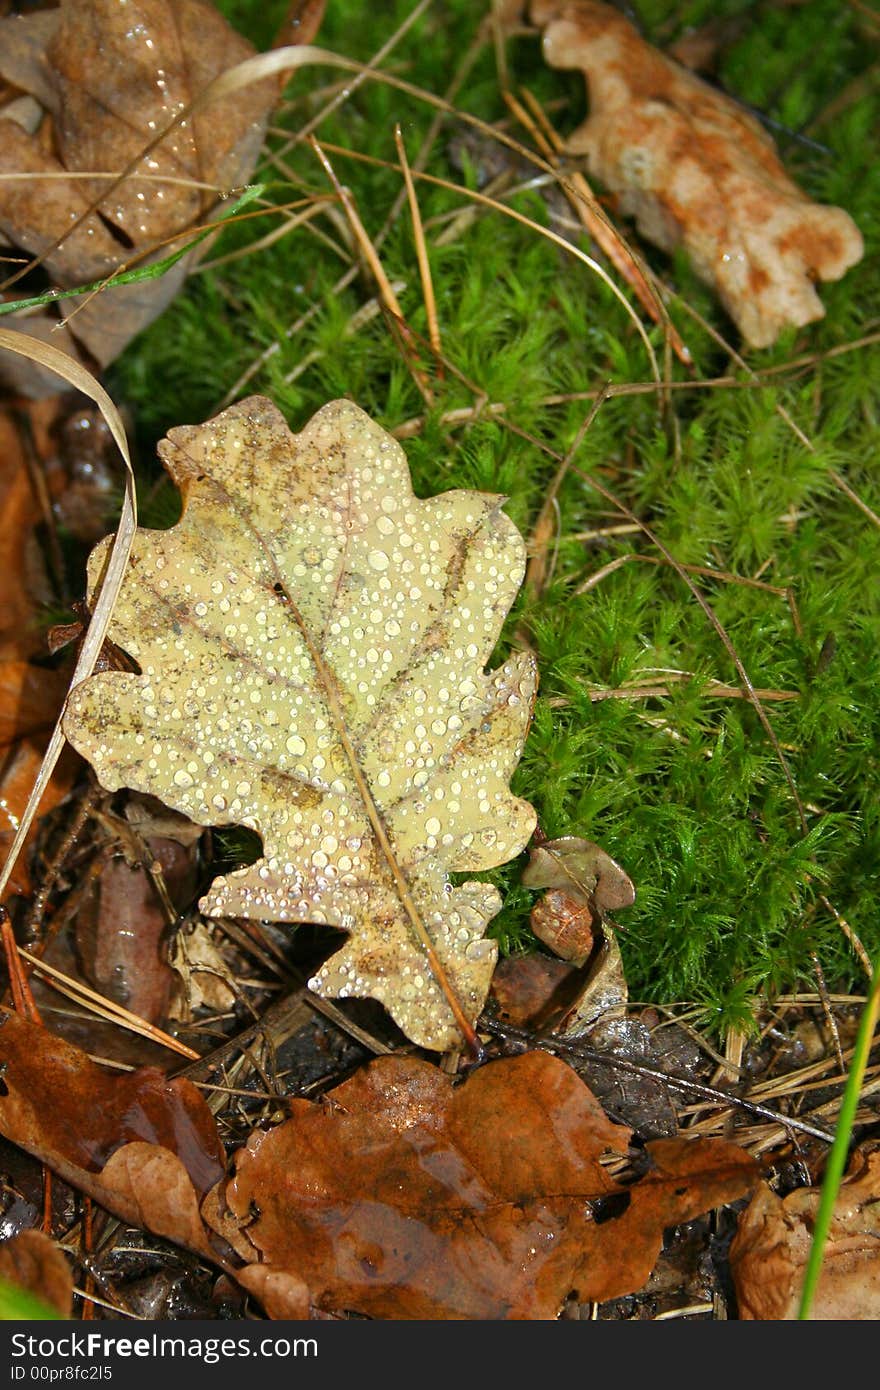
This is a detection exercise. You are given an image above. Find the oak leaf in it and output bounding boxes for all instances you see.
[530,1,863,348]
[216,1051,759,1320]
[64,397,538,1050]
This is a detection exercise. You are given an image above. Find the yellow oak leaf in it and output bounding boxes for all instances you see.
[64,397,537,1050]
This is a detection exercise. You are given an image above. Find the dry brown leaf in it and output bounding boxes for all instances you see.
[0,1228,73,1317]
[730,1145,880,1319]
[214,1051,758,1320]
[168,920,237,1020]
[0,0,279,394]
[0,1008,225,1198]
[530,0,863,347]
[521,834,633,1029]
[64,397,538,1051]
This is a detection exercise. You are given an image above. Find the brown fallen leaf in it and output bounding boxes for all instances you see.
[0,1008,224,1198]
[0,0,283,394]
[530,1,863,347]
[522,833,634,1030]
[730,1145,880,1320]
[63,397,538,1051]
[215,1050,758,1320]
[0,1228,73,1318]
[99,1142,220,1262]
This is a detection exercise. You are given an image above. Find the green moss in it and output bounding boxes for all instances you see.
[106,0,880,1035]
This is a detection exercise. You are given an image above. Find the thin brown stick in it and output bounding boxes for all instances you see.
[480,1016,835,1144]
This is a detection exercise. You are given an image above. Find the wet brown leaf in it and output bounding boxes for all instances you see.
[489,952,579,1027]
[530,1,863,347]
[731,1145,880,1319]
[0,0,283,394]
[0,1008,224,1198]
[64,397,538,1051]
[99,1142,219,1262]
[0,1228,73,1317]
[216,1051,758,1320]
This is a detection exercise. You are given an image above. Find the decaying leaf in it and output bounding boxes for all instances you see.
[0,1009,224,1198]
[64,397,538,1050]
[730,1146,880,1320]
[168,920,238,1020]
[0,0,280,395]
[523,834,636,929]
[98,1142,220,1262]
[213,1051,758,1320]
[0,1229,73,1318]
[530,1,863,347]
[522,834,634,1029]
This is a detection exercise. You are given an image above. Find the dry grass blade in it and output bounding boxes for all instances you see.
[17,949,199,1060]
[395,125,442,364]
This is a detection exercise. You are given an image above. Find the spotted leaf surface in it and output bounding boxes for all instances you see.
[64,398,537,1049]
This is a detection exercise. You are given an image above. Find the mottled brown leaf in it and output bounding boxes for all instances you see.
[0,1009,224,1198]
[215,1051,757,1320]
[64,397,538,1050]
[731,1146,880,1320]
[0,1229,73,1318]
[530,0,863,347]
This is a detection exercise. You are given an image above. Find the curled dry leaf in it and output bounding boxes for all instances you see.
[530,1,863,347]
[0,1008,224,1198]
[0,1228,73,1318]
[214,1051,758,1320]
[730,1145,880,1320]
[0,0,279,395]
[64,397,538,1050]
[522,833,636,932]
[522,834,634,1030]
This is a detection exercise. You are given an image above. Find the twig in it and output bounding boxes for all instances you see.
[480,1015,836,1144]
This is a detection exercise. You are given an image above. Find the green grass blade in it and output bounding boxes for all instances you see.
[797,960,880,1319]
